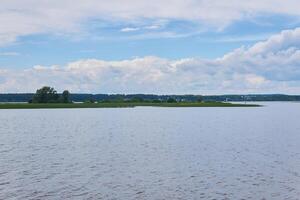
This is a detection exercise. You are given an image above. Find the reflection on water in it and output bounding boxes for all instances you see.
[0,103,300,199]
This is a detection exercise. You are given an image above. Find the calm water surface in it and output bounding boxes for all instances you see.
[0,102,300,199]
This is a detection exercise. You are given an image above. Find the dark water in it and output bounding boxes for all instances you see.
[0,103,300,199]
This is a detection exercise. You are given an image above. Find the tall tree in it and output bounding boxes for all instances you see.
[32,86,59,103]
[61,90,70,103]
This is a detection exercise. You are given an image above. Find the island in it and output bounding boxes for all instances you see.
[0,86,260,109]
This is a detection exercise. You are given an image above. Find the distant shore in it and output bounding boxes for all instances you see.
[1,93,300,103]
[0,102,260,109]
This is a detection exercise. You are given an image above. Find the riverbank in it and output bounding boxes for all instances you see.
[0,102,260,109]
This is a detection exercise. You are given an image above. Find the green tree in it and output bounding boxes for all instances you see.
[84,99,95,103]
[197,95,203,102]
[152,99,161,103]
[61,90,70,103]
[130,97,144,102]
[167,98,177,103]
[32,86,59,103]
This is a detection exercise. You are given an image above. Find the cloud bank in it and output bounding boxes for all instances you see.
[0,28,300,94]
[0,0,300,46]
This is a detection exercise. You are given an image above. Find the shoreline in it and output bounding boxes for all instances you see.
[0,102,260,109]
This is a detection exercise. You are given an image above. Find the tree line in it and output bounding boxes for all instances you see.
[2,87,299,103]
[28,86,202,103]
[29,86,70,103]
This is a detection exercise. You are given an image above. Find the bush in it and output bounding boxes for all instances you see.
[30,86,71,103]
[167,98,177,103]
[152,99,161,103]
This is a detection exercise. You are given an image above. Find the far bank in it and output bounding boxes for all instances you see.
[0,102,260,109]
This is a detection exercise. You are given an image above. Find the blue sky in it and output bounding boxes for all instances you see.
[1,14,299,68]
[0,0,300,94]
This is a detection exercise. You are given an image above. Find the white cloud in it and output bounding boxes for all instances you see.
[120,21,165,33]
[0,28,300,94]
[0,52,20,56]
[215,33,272,43]
[144,25,161,30]
[120,27,140,32]
[248,28,300,54]
[0,0,300,46]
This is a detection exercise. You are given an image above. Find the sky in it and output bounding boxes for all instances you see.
[0,0,300,94]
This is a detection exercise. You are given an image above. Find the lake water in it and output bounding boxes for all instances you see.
[0,102,300,200]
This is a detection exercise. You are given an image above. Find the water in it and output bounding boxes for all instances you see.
[0,102,300,200]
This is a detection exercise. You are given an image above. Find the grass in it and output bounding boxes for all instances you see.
[0,102,260,109]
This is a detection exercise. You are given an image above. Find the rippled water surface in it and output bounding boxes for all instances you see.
[1,102,300,200]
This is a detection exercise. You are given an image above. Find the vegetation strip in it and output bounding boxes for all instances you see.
[0,102,260,109]
[0,86,260,109]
